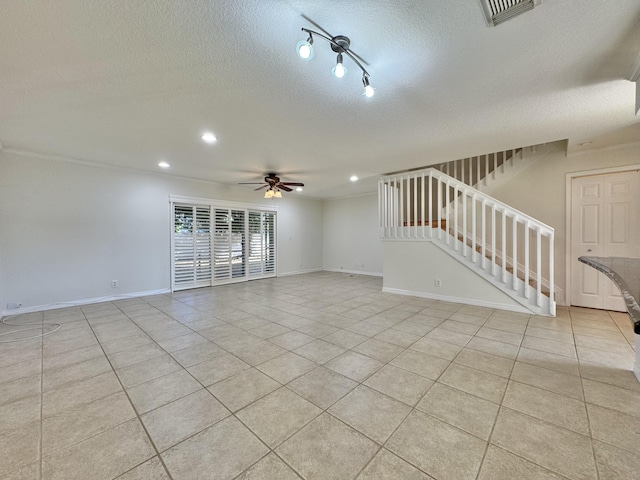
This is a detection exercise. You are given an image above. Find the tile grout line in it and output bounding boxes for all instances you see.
[85,302,176,480]
[9,278,638,479]
[475,312,527,480]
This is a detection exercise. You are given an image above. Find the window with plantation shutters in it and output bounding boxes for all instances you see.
[173,204,211,289]
[248,211,276,278]
[171,196,277,290]
[213,208,246,282]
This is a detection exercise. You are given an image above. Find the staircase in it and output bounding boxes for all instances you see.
[379,161,556,316]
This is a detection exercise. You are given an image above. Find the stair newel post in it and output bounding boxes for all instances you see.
[512,215,518,290]
[481,198,486,269]
[476,156,480,187]
[472,193,477,263]
[427,171,432,239]
[549,232,555,315]
[398,176,404,239]
[394,177,399,239]
[524,220,530,299]
[461,159,465,185]
[454,184,459,252]
[413,174,418,239]
[420,173,425,239]
[491,204,496,276]
[405,176,411,239]
[445,179,450,245]
[462,190,468,257]
[501,210,507,284]
[536,227,542,306]
[437,175,442,241]
[378,179,383,236]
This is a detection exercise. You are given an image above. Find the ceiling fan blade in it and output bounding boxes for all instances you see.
[254,185,269,191]
[278,185,293,192]
[280,182,304,187]
[238,182,267,185]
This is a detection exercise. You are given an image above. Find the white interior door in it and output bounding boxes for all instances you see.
[571,170,640,311]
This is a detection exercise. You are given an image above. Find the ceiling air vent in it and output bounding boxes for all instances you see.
[479,0,543,27]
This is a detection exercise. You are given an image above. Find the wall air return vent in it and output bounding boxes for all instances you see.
[479,0,543,27]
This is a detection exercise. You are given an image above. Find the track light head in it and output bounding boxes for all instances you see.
[296,34,314,59]
[362,75,375,97]
[332,53,347,78]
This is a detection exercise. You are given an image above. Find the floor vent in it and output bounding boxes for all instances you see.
[479,0,542,27]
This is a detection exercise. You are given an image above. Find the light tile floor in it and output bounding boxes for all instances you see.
[1,272,639,479]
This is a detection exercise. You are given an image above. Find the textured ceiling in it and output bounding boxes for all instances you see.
[1,0,639,198]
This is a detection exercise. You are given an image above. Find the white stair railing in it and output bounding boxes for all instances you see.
[435,149,521,188]
[379,168,555,315]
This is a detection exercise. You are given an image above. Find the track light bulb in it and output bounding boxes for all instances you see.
[332,53,347,78]
[362,75,375,97]
[296,36,314,59]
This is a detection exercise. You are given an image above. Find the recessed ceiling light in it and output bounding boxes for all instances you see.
[201,132,217,144]
[350,175,358,182]
[296,187,303,192]
[158,161,170,168]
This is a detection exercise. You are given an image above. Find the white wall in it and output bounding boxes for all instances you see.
[488,142,640,305]
[322,193,383,275]
[0,150,323,312]
[383,241,525,311]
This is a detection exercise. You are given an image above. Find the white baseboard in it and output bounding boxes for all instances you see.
[382,287,531,314]
[1,288,171,318]
[323,268,383,277]
[277,268,324,277]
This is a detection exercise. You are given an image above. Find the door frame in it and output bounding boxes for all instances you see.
[564,164,640,306]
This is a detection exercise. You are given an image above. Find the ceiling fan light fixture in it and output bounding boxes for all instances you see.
[332,53,347,78]
[264,189,275,199]
[296,35,314,59]
[274,190,283,198]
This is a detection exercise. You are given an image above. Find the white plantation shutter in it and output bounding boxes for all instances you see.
[248,211,276,278]
[173,204,212,290]
[213,208,247,283]
[230,209,246,279]
[248,211,262,276]
[171,198,276,290]
[214,209,232,281]
[195,206,212,282]
[264,212,276,275]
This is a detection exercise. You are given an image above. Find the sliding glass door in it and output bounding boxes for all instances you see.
[248,211,276,278]
[171,201,276,290]
[173,204,212,289]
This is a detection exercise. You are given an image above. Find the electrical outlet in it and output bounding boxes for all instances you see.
[111,280,118,288]
[434,279,442,287]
